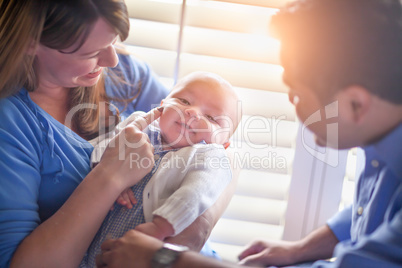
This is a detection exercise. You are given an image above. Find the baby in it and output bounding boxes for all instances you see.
[81,71,240,267]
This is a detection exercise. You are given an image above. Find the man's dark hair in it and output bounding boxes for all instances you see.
[271,0,402,104]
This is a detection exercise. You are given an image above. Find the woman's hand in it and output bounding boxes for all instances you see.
[98,107,163,190]
[96,230,163,268]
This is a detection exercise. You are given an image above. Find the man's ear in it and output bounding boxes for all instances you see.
[223,141,230,149]
[342,86,372,124]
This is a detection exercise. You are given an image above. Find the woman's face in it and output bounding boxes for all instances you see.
[34,18,119,90]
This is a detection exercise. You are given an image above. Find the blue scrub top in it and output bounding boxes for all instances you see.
[319,124,402,267]
[0,54,169,267]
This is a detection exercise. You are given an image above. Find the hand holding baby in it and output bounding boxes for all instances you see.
[96,107,163,193]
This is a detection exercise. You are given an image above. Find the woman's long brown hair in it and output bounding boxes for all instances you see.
[0,0,47,98]
[0,0,130,140]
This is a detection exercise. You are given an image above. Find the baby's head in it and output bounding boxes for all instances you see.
[159,71,240,149]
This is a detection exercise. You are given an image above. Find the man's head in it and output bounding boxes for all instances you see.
[158,71,240,149]
[271,0,402,148]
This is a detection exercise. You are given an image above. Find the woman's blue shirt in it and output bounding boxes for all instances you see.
[0,54,169,267]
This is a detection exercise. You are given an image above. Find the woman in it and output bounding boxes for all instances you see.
[0,0,234,267]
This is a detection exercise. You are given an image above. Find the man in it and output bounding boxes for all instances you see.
[96,0,402,267]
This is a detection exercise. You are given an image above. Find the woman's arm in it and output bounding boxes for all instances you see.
[10,165,128,268]
[9,109,161,268]
[97,230,240,268]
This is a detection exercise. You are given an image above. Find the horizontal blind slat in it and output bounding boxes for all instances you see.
[125,46,177,78]
[210,0,292,9]
[126,0,181,24]
[236,170,291,200]
[234,115,297,148]
[127,19,179,51]
[210,218,284,246]
[179,53,287,93]
[234,87,295,120]
[185,0,277,33]
[229,145,294,174]
[182,26,280,64]
[223,195,287,225]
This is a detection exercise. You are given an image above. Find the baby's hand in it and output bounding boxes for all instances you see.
[113,188,138,210]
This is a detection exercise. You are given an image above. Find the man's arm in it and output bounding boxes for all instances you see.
[237,206,353,267]
[331,203,402,268]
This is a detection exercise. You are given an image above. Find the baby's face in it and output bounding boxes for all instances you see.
[159,74,238,149]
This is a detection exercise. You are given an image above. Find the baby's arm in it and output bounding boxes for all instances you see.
[152,147,232,236]
[135,215,174,240]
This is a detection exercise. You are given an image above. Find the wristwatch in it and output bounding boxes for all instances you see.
[151,243,189,268]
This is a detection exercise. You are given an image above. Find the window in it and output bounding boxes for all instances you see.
[124,0,353,262]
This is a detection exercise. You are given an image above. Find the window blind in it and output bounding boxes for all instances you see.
[124,0,352,262]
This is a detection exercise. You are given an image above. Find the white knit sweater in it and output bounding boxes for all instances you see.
[143,142,232,234]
